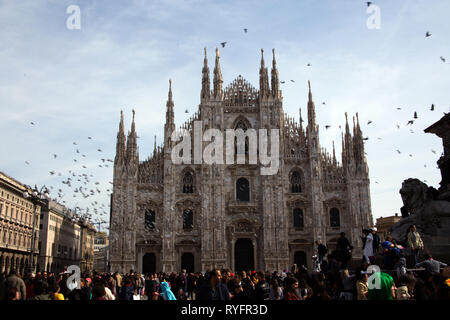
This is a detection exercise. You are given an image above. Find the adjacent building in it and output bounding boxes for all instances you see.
[39,200,96,274]
[94,231,109,272]
[110,48,373,273]
[0,171,42,275]
[375,214,401,242]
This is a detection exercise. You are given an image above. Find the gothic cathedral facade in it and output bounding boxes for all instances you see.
[109,48,373,274]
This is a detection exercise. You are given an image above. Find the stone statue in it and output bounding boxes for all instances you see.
[390,178,450,246]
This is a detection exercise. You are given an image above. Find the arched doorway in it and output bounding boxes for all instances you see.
[234,239,254,272]
[294,251,307,268]
[142,253,156,275]
[181,252,195,273]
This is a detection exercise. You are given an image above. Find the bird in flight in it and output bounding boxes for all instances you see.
[414,112,418,119]
[325,125,331,130]
[185,109,189,113]
[30,122,35,125]
[425,31,432,37]
[440,57,446,63]
[290,80,295,83]
[73,142,77,145]
[306,63,311,67]
[25,161,30,165]
[367,2,372,7]
[243,28,248,33]
[407,120,414,125]
[88,137,92,139]
[397,107,402,110]
[53,154,58,159]
[221,42,227,48]
[367,121,372,125]
[396,124,400,129]
[97,149,102,152]
[363,137,369,141]
[432,150,436,154]
[396,150,401,154]
[431,104,435,111]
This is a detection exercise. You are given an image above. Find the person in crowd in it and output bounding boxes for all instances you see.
[336,232,353,269]
[229,279,249,301]
[416,252,447,274]
[92,282,107,300]
[254,271,270,301]
[269,278,283,300]
[339,269,355,300]
[120,276,135,301]
[367,272,396,300]
[283,277,300,300]
[355,270,368,300]
[371,227,381,255]
[408,225,424,265]
[197,270,230,301]
[363,229,374,264]
[240,271,255,299]
[49,283,64,300]
[0,269,26,300]
[29,279,50,300]
[316,240,328,267]
[396,274,415,300]
[160,281,176,300]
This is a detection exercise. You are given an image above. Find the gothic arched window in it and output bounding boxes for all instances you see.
[144,209,155,231]
[236,178,250,201]
[293,208,304,228]
[330,208,340,227]
[183,171,194,193]
[235,120,249,155]
[183,209,193,230]
[290,171,302,193]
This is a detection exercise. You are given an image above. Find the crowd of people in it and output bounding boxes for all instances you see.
[0,226,449,301]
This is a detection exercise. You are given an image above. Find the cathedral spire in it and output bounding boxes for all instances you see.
[166,79,174,125]
[114,110,126,164]
[164,80,175,151]
[271,48,280,98]
[259,49,270,98]
[201,47,210,100]
[299,107,304,132]
[213,48,223,99]
[307,80,316,128]
[332,140,337,165]
[126,109,138,164]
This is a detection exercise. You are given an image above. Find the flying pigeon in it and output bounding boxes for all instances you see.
[243,28,248,33]
[367,2,372,6]
[414,112,418,119]
[220,42,227,48]
[425,31,432,37]
[30,122,35,125]
[440,57,446,62]
[431,104,435,111]
[407,120,414,125]
[367,121,372,125]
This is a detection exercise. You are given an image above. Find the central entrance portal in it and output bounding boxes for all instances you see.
[142,253,156,274]
[181,252,195,273]
[234,238,254,272]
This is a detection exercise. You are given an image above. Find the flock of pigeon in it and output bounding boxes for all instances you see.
[24,128,111,231]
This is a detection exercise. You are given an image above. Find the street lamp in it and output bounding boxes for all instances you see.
[23,184,50,274]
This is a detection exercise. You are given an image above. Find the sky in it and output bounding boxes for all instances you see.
[1,0,449,229]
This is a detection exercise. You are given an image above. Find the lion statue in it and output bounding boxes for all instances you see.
[389,178,450,245]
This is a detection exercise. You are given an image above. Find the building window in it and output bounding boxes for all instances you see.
[330,208,340,227]
[290,171,302,193]
[236,178,250,201]
[182,209,193,230]
[234,120,249,155]
[293,208,304,228]
[144,209,155,231]
[182,171,194,193]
